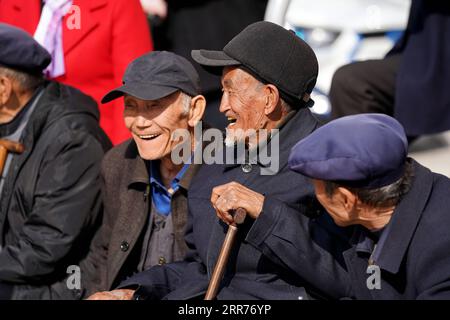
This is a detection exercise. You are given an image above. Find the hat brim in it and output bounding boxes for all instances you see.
[101,83,179,104]
[191,50,241,75]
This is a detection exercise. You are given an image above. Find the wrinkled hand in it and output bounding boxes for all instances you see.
[86,289,135,300]
[211,182,265,224]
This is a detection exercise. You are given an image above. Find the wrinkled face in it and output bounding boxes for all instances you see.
[312,179,355,227]
[123,91,189,160]
[220,67,267,146]
[0,75,24,123]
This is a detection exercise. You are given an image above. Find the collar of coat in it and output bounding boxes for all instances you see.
[351,158,434,274]
[126,140,200,192]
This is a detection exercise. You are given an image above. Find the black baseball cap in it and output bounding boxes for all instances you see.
[0,23,51,75]
[191,21,318,107]
[102,51,201,104]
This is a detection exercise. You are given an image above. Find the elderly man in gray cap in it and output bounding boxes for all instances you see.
[289,113,450,299]
[83,51,207,299]
[90,21,352,300]
[0,23,111,299]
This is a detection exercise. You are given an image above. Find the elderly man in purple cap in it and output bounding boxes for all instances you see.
[289,113,450,299]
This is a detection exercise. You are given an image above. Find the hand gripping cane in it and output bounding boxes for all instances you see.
[204,207,247,300]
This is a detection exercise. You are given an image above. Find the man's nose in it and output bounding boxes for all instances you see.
[135,114,152,128]
[219,94,230,114]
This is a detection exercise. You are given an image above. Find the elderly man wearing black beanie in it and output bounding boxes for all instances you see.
[90,21,352,301]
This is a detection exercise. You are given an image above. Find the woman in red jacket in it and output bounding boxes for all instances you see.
[0,0,153,145]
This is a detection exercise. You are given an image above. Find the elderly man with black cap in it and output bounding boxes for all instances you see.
[0,23,111,299]
[90,21,352,300]
[289,113,450,299]
[82,51,207,299]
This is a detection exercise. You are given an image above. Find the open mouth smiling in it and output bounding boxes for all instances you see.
[137,133,161,141]
[227,117,237,126]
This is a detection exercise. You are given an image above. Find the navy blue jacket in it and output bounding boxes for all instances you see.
[119,108,352,300]
[343,159,450,299]
[390,1,450,135]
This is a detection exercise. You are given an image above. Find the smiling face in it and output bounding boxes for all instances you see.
[220,67,268,146]
[123,91,190,160]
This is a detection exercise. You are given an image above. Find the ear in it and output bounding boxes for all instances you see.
[262,84,280,116]
[0,75,13,106]
[188,95,206,127]
[336,186,357,212]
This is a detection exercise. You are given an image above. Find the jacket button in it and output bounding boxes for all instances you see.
[158,257,166,265]
[120,241,129,252]
[241,163,252,173]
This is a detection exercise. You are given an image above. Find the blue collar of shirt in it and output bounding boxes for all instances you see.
[149,160,190,216]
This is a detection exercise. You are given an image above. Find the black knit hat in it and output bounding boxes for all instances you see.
[191,21,318,108]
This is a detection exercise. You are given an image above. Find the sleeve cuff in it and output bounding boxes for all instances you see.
[245,196,283,247]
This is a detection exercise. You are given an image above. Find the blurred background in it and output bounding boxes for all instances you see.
[266,0,411,119]
[262,0,450,177]
[2,0,448,176]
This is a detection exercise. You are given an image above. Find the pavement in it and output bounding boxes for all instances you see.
[409,130,450,177]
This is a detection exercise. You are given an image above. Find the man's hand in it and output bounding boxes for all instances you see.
[211,182,265,224]
[86,289,135,300]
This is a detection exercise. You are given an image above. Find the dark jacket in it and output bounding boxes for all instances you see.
[0,81,111,299]
[343,159,450,299]
[81,140,201,296]
[389,1,450,135]
[119,107,353,300]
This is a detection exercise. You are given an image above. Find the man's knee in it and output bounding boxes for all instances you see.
[330,60,386,118]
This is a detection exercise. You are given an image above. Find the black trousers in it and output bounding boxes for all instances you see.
[329,54,401,119]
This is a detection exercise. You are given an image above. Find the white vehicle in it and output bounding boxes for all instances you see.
[265,0,411,118]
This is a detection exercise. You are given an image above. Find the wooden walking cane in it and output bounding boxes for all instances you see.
[204,207,247,300]
[0,139,25,176]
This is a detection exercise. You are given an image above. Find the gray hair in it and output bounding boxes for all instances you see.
[0,67,45,92]
[179,91,192,115]
[324,160,414,208]
[280,98,294,113]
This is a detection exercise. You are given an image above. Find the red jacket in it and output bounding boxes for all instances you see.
[0,0,153,145]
